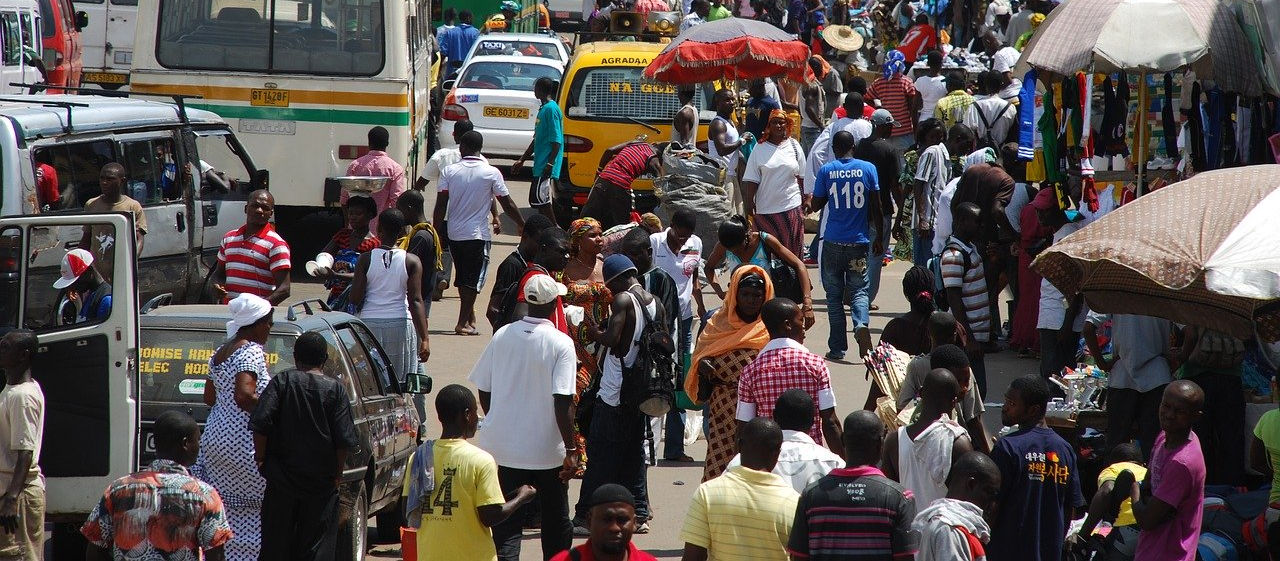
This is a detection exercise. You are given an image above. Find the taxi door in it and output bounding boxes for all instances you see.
[0,213,138,521]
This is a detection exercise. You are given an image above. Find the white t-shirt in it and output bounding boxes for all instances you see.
[421,147,461,183]
[931,178,960,255]
[915,74,949,121]
[963,95,1018,147]
[725,430,843,493]
[992,46,1021,74]
[1037,186,1118,331]
[651,230,702,320]
[0,380,43,490]
[470,317,577,470]
[743,138,805,215]
[439,156,509,242]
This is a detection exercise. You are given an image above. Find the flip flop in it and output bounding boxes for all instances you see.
[454,327,480,336]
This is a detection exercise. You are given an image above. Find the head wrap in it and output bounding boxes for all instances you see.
[568,217,602,257]
[685,265,775,405]
[809,54,831,81]
[767,108,794,141]
[962,147,998,170]
[1030,13,1046,27]
[883,49,907,80]
[639,213,663,233]
[226,293,272,340]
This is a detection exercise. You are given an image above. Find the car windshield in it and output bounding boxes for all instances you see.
[458,61,562,91]
[472,38,562,61]
[140,328,298,404]
[564,66,713,122]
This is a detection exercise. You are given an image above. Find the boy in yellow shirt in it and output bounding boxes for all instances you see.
[403,385,536,561]
[1067,443,1147,557]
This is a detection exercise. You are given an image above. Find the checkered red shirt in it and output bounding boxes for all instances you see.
[737,338,835,445]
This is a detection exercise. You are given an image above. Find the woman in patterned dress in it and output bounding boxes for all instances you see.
[685,265,774,481]
[195,294,274,561]
[557,217,610,474]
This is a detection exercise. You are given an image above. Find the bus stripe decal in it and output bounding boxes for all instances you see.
[131,84,409,108]
[187,104,411,126]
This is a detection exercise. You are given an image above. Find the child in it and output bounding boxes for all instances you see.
[1068,443,1147,556]
[403,385,536,561]
[1129,380,1206,561]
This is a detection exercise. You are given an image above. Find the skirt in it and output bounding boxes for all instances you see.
[362,316,417,383]
[754,206,806,259]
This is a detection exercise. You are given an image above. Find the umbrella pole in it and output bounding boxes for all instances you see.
[1136,72,1146,196]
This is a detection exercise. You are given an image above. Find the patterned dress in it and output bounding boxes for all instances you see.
[559,277,612,475]
[702,347,763,482]
[194,343,270,561]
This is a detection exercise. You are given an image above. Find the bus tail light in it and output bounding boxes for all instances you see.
[564,135,593,153]
[442,103,469,121]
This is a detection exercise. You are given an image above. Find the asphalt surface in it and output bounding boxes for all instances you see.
[284,164,1037,560]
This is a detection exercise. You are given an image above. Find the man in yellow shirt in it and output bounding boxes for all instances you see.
[403,385,536,561]
[679,417,799,561]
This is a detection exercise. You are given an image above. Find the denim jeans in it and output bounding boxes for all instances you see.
[574,399,650,522]
[663,315,694,458]
[493,466,572,561]
[912,230,933,267]
[801,125,822,154]
[821,241,870,355]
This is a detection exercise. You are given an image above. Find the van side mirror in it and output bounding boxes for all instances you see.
[251,169,269,190]
[405,373,432,395]
[75,11,88,31]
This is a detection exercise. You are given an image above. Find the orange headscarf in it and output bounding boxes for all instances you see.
[767,108,794,142]
[684,265,775,404]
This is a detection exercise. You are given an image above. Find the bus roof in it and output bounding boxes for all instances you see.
[0,95,225,139]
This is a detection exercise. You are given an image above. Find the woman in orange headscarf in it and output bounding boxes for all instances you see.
[686,265,774,481]
[741,109,808,260]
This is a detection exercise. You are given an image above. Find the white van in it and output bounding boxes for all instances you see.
[0,0,49,93]
[73,0,133,86]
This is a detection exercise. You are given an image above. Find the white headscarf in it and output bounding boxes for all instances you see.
[226,293,273,339]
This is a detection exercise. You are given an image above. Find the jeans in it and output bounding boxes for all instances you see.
[912,230,933,267]
[493,466,572,561]
[664,315,694,458]
[575,399,649,522]
[801,126,822,154]
[1188,371,1245,485]
[260,484,340,561]
[821,241,870,355]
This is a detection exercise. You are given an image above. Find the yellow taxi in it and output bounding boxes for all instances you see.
[555,41,715,217]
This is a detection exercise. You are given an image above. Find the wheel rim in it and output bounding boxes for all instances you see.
[353,490,368,559]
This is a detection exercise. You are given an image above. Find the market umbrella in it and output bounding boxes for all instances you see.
[1033,165,1280,341]
[1015,0,1261,95]
[643,17,816,85]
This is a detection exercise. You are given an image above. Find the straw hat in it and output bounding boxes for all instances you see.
[822,25,864,52]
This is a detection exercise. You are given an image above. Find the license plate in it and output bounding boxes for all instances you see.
[83,71,128,85]
[554,11,570,17]
[483,106,528,119]
[250,88,290,107]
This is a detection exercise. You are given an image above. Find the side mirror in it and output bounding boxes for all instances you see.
[251,168,269,190]
[405,372,432,395]
[74,11,88,31]
[441,79,455,93]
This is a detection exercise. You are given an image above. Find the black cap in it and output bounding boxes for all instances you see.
[588,484,635,508]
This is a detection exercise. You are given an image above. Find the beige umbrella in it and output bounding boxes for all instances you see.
[1033,165,1280,341]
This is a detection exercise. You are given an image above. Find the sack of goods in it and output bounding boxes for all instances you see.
[654,145,731,247]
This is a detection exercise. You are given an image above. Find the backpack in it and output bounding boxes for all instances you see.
[618,287,677,417]
[973,100,1011,152]
[493,266,545,330]
[926,240,970,313]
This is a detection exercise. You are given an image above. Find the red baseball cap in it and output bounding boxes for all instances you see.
[53,249,94,289]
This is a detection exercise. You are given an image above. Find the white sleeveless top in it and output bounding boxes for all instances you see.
[710,115,740,177]
[898,425,949,509]
[599,288,657,407]
[672,102,700,145]
[359,247,410,319]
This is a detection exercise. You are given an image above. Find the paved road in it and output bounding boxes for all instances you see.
[286,165,1036,560]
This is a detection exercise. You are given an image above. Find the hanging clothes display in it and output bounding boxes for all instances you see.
[1162,73,1178,158]
[1204,86,1225,170]
[1097,76,1130,157]
[1039,84,1065,183]
[1018,69,1038,161]
[1187,81,1205,172]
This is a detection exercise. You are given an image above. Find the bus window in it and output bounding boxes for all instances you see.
[156,0,385,76]
[564,66,712,122]
[35,140,118,210]
[193,131,254,200]
[2,12,21,66]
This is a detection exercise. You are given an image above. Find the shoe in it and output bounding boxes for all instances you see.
[825,351,845,360]
[804,256,818,266]
[635,522,651,534]
[573,524,590,536]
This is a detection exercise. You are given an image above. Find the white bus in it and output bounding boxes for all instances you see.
[74,0,136,87]
[130,0,435,257]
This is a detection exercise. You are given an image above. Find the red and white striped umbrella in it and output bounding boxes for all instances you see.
[1033,165,1280,340]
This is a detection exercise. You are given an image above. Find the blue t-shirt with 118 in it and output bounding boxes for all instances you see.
[817,157,879,245]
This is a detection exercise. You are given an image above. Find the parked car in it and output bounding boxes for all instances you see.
[37,0,85,91]
[461,31,570,66]
[137,300,427,560]
[440,54,565,158]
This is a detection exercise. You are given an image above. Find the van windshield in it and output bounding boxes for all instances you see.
[155,0,385,76]
[564,66,711,122]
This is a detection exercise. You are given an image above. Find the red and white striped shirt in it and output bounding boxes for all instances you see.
[218,223,291,301]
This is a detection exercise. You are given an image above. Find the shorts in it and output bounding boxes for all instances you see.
[530,175,556,207]
[447,239,491,292]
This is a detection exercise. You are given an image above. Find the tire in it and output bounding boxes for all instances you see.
[338,481,369,561]
[374,497,406,543]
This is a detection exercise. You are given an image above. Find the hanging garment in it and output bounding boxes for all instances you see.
[1040,85,1064,183]
[1162,73,1178,159]
[1018,69,1038,162]
[1205,86,1225,170]
[1187,81,1206,172]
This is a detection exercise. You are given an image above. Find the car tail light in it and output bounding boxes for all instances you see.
[442,103,469,121]
[0,255,15,272]
[564,135,593,153]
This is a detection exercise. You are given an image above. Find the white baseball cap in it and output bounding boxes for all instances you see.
[53,249,94,289]
[523,274,567,305]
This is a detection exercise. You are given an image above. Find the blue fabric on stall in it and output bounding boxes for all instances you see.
[1018,69,1037,161]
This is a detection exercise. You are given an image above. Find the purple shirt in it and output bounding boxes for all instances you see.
[1135,431,1205,561]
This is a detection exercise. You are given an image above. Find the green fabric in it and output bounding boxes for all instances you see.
[1038,87,1065,183]
[708,5,732,20]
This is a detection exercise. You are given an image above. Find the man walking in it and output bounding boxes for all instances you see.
[82,411,232,560]
[788,411,918,560]
[213,189,292,304]
[680,418,799,561]
[913,452,1002,561]
[649,210,703,462]
[620,228,684,463]
[552,485,658,561]
[0,330,42,561]
[882,369,973,508]
[251,333,361,561]
[737,299,843,456]
[940,202,991,395]
[962,71,1018,149]
[344,126,406,233]
[80,162,147,281]
[434,131,526,336]
[470,274,578,561]
[812,130,882,360]
[440,10,480,72]
[727,390,843,492]
[853,109,903,307]
[486,213,555,330]
[513,77,564,224]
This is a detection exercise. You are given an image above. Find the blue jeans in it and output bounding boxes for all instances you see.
[574,399,649,522]
[821,241,870,355]
[801,126,822,154]
[664,316,694,458]
[912,230,933,267]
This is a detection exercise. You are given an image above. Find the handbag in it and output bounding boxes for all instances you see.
[762,235,803,302]
[575,370,601,436]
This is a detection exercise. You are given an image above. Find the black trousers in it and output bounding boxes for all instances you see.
[1188,371,1245,486]
[493,466,572,561]
[1106,385,1166,461]
[259,484,340,561]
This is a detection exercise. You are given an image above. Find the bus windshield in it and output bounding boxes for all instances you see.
[156,0,385,76]
[564,66,711,122]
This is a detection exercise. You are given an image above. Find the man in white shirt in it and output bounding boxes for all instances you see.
[963,71,1018,149]
[681,0,708,31]
[727,389,842,493]
[803,92,873,197]
[470,274,578,561]
[649,210,703,462]
[415,119,482,300]
[915,50,949,122]
[432,131,526,336]
[982,30,1024,100]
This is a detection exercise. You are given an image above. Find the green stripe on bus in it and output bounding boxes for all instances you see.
[187,103,411,126]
